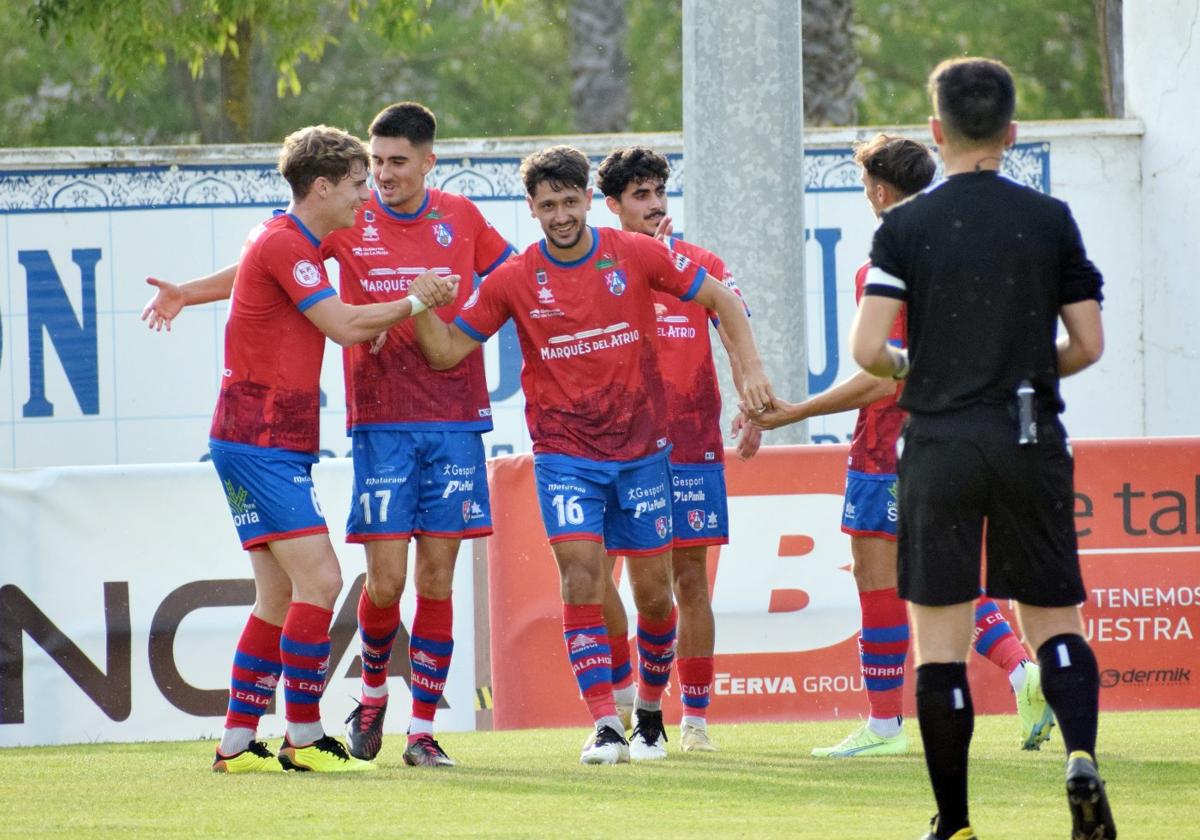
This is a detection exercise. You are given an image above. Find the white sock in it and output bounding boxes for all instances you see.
[596,714,624,735]
[218,726,254,757]
[681,715,707,730]
[362,682,389,701]
[612,684,635,707]
[408,717,435,737]
[1009,660,1030,693]
[867,715,903,738]
[286,721,324,747]
[635,696,662,713]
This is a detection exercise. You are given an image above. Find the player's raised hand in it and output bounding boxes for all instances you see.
[141,277,185,331]
[652,214,674,242]
[410,271,460,309]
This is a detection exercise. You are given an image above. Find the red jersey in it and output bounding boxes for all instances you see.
[455,227,708,463]
[653,237,747,465]
[848,261,907,473]
[322,189,513,431]
[210,212,337,453]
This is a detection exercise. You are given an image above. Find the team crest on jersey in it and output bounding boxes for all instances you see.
[655,515,670,539]
[605,269,627,296]
[433,222,453,247]
[362,224,380,242]
[292,260,322,288]
[688,509,705,531]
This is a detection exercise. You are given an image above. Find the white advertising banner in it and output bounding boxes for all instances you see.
[0,459,477,747]
[0,126,1148,472]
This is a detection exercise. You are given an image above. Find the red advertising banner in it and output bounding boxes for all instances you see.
[485,439,1200,730]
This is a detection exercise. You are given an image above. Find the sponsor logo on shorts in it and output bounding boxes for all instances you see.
[292,260,322,288]
[674,489,706,503]
[707,512,718,528]
[365,476,407,486]
[442,479,474,499]
[1100,667,1191,688]
[688,509,705,531]
[223,480,261,526]
[634,497,667,518]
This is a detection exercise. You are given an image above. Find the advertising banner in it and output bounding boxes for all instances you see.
[0,460,478,747]
[485,439,1200,730]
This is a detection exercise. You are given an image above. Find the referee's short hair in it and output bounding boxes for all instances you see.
[853,134,936,197]
[928,57,1016,145]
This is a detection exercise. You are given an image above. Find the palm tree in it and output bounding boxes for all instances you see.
[568,0,631,132]
[803,0,861,126]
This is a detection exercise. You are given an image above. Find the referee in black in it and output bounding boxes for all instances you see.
[851,58,1116,840]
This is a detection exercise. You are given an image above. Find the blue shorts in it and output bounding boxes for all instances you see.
[533,452,673,556]
[208,439,328,550]
[346,429,491,542]
[670,463,729,548]
[841,470,899,540]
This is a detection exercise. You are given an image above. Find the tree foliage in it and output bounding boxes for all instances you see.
[3,0,1108,147]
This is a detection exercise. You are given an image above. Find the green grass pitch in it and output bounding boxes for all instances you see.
[1,710,1195,838]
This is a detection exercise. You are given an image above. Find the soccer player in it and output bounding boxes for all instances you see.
[593,146,760,753]
[207,124,457,773]
[407,145,774,764]
[144,103,514,768]
[748,134,1052,759]
[851,59,1114,839]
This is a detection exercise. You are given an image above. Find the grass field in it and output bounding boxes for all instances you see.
[1,710,1195,839]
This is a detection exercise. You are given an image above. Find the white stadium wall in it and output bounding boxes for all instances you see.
[0,120,1159,470]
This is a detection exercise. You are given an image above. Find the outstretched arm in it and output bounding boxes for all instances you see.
[141,263,238,331]
[747,370,896,431]
[305,271,459,348]
[714,320,762,459]
[692,275,774,414]
[407,272,483,370]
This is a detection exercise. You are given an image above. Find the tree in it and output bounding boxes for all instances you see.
[28,0,506,142]
[567,0,630,133]
[803,0,862,125]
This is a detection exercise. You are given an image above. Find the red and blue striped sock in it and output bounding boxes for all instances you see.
[610,633,634,691]
[636,606,677,708]
[224,613,283,733]
[563,603,616,723]
[357,587,399,703]
[973,597,1028,675]
[859,588,909,721]
[409,595,453,737]
[280,601,333,741]
[677,656,713,722]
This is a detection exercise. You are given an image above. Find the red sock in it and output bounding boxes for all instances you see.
[677,656,713,720]
[858,588,909,719]
[609,634,634,690]
[357,588,400,698]
[409,595,454,726]
[225,613,283,731]
[562,603,615,723]
[280,602,333,724]
[974,597,1028,673]
[636,607,678,704]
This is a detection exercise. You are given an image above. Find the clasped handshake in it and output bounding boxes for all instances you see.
[410,270,460,309]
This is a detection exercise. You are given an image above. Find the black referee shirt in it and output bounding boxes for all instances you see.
[865,170,1103,416]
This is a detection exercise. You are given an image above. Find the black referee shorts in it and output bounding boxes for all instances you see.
[896,411,1086,608]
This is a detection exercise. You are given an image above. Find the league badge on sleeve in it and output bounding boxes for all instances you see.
[292,260,322,288]
[605,269,627,296]
[433,222,454,247]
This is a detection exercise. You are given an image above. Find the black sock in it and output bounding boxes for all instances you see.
[1036,633,1099,760]
[916,662,974,838]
